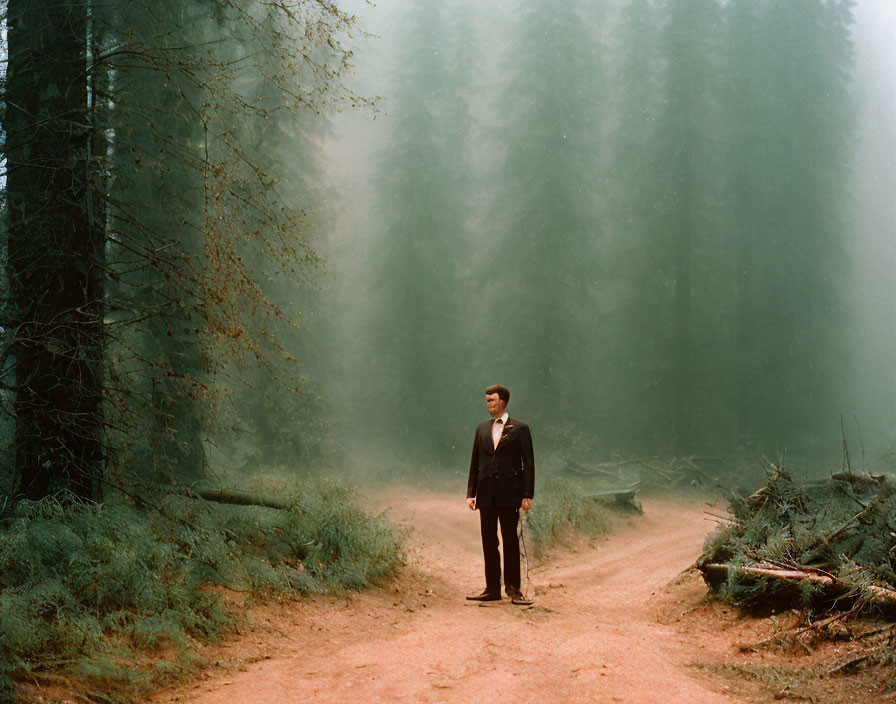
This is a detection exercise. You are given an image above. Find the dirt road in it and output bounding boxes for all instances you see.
[154,491,748,704]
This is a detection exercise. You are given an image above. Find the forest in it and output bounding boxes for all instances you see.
[318,0,880,465]
[1,0,896,702]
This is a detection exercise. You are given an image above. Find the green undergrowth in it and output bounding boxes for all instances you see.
[524,477,611,557]
[0,480,404,703]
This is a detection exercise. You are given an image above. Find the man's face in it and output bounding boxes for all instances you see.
[486,393,507,418]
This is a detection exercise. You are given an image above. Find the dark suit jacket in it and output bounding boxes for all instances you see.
[466,416,535,507]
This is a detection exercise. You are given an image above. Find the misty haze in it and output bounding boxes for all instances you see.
[2,0,896,702]
[309,0,896,476]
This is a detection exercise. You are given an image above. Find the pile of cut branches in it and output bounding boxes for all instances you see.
[698,463,896,680]
[698,463,896,612]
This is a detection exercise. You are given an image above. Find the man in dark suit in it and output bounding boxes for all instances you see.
[465,384,535,603]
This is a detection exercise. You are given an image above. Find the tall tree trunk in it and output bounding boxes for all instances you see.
[87,5,110,498]
[5,0,102,500]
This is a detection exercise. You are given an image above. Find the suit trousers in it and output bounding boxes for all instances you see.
[479,504,521,593]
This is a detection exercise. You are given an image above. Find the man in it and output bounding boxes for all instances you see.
[465,384,534,603]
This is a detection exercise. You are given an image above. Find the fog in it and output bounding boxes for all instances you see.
[849,0,896,453]
[290,0,896,477]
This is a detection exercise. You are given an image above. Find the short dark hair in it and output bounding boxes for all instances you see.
[485,385,510,404]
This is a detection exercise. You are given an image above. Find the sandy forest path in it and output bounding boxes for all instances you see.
[155,490,748,704]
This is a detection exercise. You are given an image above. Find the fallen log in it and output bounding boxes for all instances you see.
[829,471,886,485]
[585,483,642,512]
[562,457,672,482]
[194,488,291,511]
[737,564,835,585]
[562,460,616,478]
[165,485,292,511]
[699,562,896,604]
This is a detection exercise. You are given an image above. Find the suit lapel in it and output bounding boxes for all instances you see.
[483,421,495,455]
[495,417,513,452]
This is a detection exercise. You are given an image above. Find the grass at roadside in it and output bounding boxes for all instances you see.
[0,479,404,703]
[524,477,611,557]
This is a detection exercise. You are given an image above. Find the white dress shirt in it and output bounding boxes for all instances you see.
[492,412,509,449]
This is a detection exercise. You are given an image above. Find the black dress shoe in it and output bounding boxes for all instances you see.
[466,589,502,601]
[506,586,533,605]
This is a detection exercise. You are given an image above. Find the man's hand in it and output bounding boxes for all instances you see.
[521,498,532,513]
[466,497,476,511]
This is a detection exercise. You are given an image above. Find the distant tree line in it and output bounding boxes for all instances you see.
[333,0,856,462]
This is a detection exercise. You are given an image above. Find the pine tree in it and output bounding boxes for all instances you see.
[724,0,855,452]
[101,0,211,483]
[2,0,367,500]
[5,0,102,499]
[484,0,607,445]
[650,0,726,453]
[604,0,667,453]
[349,0,480,460]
